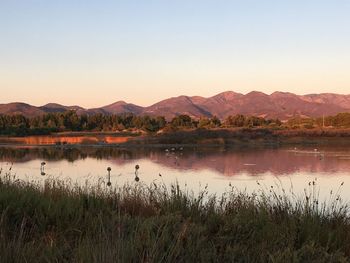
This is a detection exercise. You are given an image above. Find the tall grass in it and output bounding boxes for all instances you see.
[0,171,349,262]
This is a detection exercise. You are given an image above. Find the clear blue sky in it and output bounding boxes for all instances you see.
[0,0,349,107]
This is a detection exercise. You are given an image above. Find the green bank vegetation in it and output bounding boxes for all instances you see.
[0,170,349,262]
[1,111,350,137]
[0,112,279,136]
[287,113,350,129]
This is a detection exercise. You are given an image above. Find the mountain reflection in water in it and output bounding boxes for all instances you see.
[0,146,350,176]
[1,145,350,203]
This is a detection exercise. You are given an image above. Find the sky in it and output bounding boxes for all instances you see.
[0,0,350,108]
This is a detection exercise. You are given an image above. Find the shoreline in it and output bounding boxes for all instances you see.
[1,128,350,147]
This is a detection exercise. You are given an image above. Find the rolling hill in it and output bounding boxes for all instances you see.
[1,91,350,120]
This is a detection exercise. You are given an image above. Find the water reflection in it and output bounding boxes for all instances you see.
[1,146,350,176]
[1,146,350,202]
[0,136,131,145]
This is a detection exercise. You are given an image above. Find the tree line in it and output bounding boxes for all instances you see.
[0,111,285,136]
[3,111,350,136]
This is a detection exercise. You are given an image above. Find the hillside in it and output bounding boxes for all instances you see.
[1,91,350,120]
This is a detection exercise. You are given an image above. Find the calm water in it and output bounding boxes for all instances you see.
[1,145,350,202]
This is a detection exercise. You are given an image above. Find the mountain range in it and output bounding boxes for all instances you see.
[1,91,350,120]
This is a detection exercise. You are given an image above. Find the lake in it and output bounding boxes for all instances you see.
[1,145,349,202]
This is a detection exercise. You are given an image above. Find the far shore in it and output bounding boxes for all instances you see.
[1,128,350,147]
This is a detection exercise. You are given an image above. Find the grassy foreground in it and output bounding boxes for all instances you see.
[0,175,350,262]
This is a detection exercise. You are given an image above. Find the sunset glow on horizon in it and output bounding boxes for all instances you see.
[1,0,349,108]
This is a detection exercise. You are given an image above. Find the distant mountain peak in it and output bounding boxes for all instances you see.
[271,91,299,98]
[246,91,268,96]
[271,91,294,95]
[39,103,85,113]
[100,100,143,115]
[213,91,242,100]
[42,103,65,107]
[103,101,127,107]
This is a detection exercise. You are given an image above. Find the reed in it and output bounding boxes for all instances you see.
[0,171,349,262]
